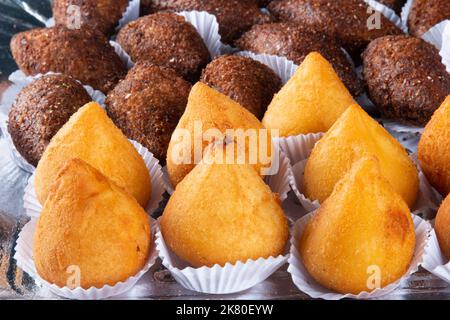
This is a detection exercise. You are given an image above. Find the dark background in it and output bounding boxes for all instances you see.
[0,0,51,81]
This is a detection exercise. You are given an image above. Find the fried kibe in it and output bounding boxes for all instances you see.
[166,82,273,187]
[34,158,151,289]
[262,52,357,136]
[116,12,210,82]
[7,74,91,166]
[35,102,151,207]
[106,62,192,163]
[303,104,419,208]
[362,36,450,125]
[201,55,282,119]
[408,0,450,37]
[140,0,272,44]
[300,157,415,294]
[53,0,130,36]
[10,26,126,93]
[418,96,450,196]
[161,143,288,267]
[235,23,363,97]
[267,0,403,57]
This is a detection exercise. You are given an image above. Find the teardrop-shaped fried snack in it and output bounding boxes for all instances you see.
[304,104,419,208]
[34,158,151,289]
[162,143,288,267]
[262,52,357,136]
[35,102,151,207]
[300,156,415,294]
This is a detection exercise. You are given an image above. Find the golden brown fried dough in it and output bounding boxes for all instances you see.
[34,158,151,289]
[300,157,415,294]
[10,26,126,93]
[161,144,288,267]
[35,102,151,207]
[436,195,450,259]
[262,52,356,136]
[418,96,450,196]
[166,82,273,187]
[304,104,419,208]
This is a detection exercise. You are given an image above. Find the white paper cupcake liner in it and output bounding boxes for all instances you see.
[155,219,289,294]
[422,229,450,283]
[0,71,106,174]
[116,0,140,31]
[264,148,292,202]
[364,0,407,32]
[237,52,298,84]
[287,212,431,300]
[111,10,223,70]
[275,133,324,166]
[23,140,168,218]
[178,11,222,58]
[289,160,321,212]
[422,20,450,73]
[45,0,140,31]
[400,0,413,26]
[14,217,157,300]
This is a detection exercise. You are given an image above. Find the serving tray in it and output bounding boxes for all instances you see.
[0,0,449,300]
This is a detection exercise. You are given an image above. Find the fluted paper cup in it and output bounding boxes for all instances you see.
[14,218,157,300]
[23,140,168,218]
[155,220,289,294]
[0,71,106,174]
[422,229,450,283]
[287,212,431,300]
[364,0,407,32]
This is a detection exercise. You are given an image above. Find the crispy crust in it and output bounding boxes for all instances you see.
[201,55,282,119]
[8,74,91,167]
[418,96,450,196]
[362,35,450,125]
[436,195,450,259]
[408,0,450,37]
[34,159,151,289]
[53,0,130,36]
[34,102,152,208]
[117,12,210,82]
[235,23,364,97]
[10,26,126,93]
[140,0,273,44]
[267,0,403,57]
[106,62,192,164]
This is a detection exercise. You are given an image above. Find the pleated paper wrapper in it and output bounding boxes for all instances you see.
[287,212,431,300]
[155,219,289,294]
[14,218,157,300]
